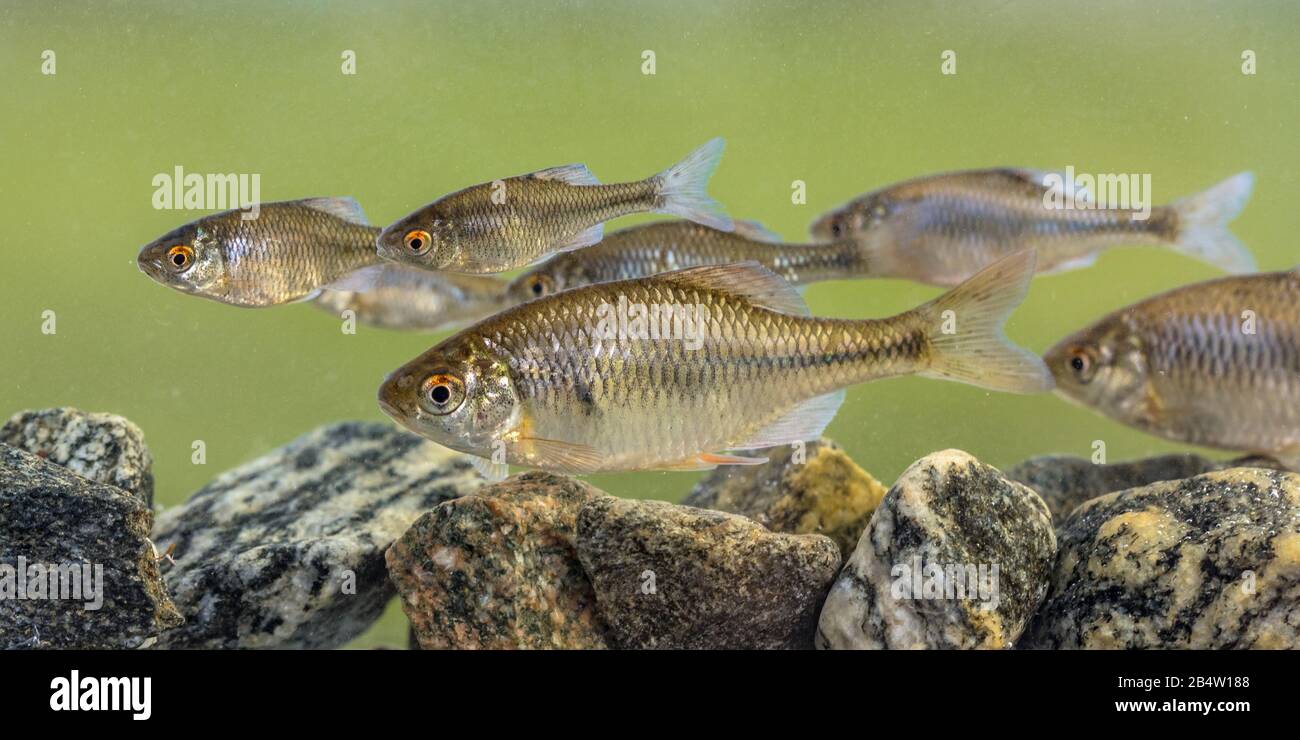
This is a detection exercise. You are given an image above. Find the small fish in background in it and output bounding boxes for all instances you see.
[506,219,870,303]
[376,138,733,274]
[378,250,1050,479]
[313,265,508,332]
[1046,269,1300,465]
[810,169,1256,287]
[137,198,382,307]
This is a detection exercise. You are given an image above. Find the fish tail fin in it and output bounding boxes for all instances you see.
[1168,171,1256,273]
[914,250,1053,394]
[651,137,733,231]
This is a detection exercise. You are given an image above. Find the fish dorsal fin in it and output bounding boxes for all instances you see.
[1015,169,1093,204]
[527,164,601,186]
[732,220,782,242]
[300,196,370,225]
[654,262,809,317]
[731,389,845,450]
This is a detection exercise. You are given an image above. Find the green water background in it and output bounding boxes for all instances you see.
[2,1,1297,647]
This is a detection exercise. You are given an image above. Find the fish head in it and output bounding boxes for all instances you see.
[136,221,228,299]
[1044,317,1152,424]
[505,264,572,305]
[377,336,520,457]
[810,193,895,246]
[376,206,456,269]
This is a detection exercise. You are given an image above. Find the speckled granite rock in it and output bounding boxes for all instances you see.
[1023,468,1300,649]
[817,450,1056,650]
[153,422,481,649]
[0,444,181,649]
[387,472,611,649]
[1007,453,1287,524]
[576,497,840,649]
[683,438,886,558]
[1,407,154,507]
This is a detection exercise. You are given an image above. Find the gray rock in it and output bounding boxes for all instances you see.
[1023,467,1300,649]
[0,444,181,649]
[576,497,841,649]
[1,407,154,507]
[153,422,482,649]
[1007,453,1288,524]
[817,450,1056,649]
[388,472,611,649]
[683,438,887,558]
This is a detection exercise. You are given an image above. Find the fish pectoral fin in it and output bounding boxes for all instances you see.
[654,262,810,317]
[468,454,510,482]
[299,196,371,225]
[526,163,601,187]
[519,436,603,473]
[657,452,770,471]
[553,222,605,253]
[732,390,846,450]
[324,264,386,292]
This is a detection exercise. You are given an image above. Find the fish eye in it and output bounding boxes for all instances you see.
[1068,347,1096,382]
[829,221,843,237]
[166,245,194,271]
[419,372,465,415]
[404,230,432,255]
[530,274,555,298]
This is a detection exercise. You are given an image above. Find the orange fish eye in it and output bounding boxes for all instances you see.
[530,274,554,297]
[1068,347,1096,381]
[419,372,466,415]
[166,245,194,270]
[404,230,432,255]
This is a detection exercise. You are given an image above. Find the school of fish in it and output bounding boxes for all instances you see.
[137,140,1282,477]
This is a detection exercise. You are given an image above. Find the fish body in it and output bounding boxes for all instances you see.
[137,198,380,307]
[506,219,869,303]
[379,251,1050,477]
[376,138,733,273]
[314,265,507,332]
[811,169,1255,286]
[1045,270,1300,460]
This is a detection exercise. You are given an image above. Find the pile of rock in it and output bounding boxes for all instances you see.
[3,406,1297,650]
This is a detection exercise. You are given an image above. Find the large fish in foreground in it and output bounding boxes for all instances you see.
[137,198,380,307]
[314,265,507,332]
[810,169,1255,287]
[1045,269,1300,464]
[376,138,733,274]
[506,219,869,304]
[379,251,1051,478]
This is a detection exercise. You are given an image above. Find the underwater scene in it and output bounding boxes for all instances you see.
[2,0,1299,660]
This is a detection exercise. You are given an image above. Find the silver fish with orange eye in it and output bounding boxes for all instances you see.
[505,219,871,305]
[137,197,381,307]
[313,265,508,332]
[378,250,1050,480]
[1045,269,1300,465]
[810,169,1255,287]
[376,138,733,274]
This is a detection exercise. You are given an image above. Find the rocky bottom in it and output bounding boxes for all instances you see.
[2,406,1297,650]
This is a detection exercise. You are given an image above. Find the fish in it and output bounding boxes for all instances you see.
[137,197,381,307]
[375,138,733,274]
[505,219,870,304]
[1045,269,1300,465]
[810,169,1256,287]
[313,265,508,332]
[378,250,1051,479]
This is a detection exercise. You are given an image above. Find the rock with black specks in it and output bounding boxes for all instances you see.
[576,497,841,649]
[1022,467,1300,649]
[152,422,482,649]
[387,472,611,649]
[0,444,181,649]
[817,450,1056,650]
[1,407,154,507]
[683,438,886,558]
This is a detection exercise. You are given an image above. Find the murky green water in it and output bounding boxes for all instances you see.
[3,1,1297,647]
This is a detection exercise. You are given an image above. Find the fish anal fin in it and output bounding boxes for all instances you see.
[300,196,370,225]
[518,436,603,473]
[1039,252,1099,275]
[655,262,809,316]
[553,222,604,253]
[323,263,385,292]
[657,452,769,471]
[527,164,601,187]
[732,390,845,450]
